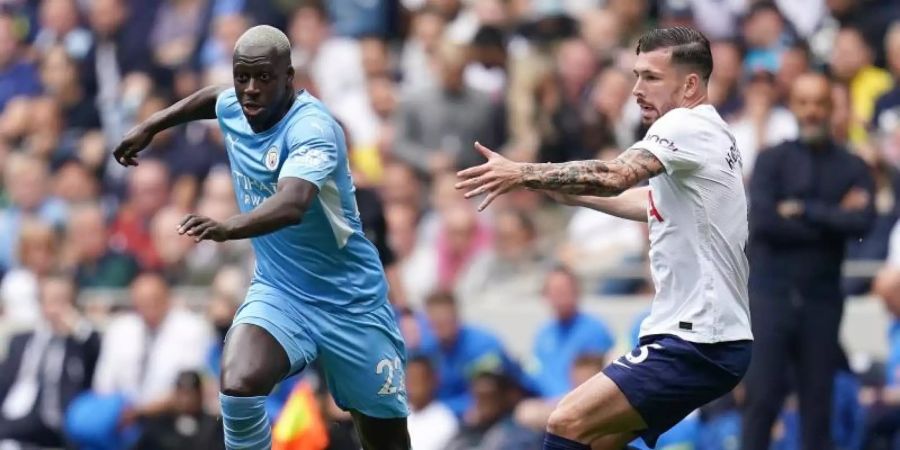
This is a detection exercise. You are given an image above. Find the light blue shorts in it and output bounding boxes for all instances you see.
[231,281,409,418]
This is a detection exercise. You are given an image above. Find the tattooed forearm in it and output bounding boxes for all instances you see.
[519,148,665,196]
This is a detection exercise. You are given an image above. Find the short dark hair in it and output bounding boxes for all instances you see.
[425,290,457,309]
[636,27,713,83]
[408,354,437,375]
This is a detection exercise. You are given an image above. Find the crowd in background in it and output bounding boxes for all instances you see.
[0,0,898,449]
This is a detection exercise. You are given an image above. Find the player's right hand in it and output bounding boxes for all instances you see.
[113,125,154,167]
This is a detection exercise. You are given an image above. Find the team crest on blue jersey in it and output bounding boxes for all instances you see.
[265,146,280,171]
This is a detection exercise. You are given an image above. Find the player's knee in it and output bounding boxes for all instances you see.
[546,404,587,441]
[220,365,273,397]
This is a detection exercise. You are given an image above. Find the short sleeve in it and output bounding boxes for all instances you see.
[279,117,339,189]
[630,108,707,174]
[215,88,238,117]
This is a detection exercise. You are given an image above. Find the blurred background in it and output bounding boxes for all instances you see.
[0,0,898,449]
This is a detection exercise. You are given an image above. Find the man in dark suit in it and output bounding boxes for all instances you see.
[0,275,101,448]
[741,72,876,450]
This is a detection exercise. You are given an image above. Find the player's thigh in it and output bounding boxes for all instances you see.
[350,411,410,450]
[222,283,319,396]
[315,303,409,419]
[547,371,647,443]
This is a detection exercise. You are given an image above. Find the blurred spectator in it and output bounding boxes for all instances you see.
[587,67,640,150]
[394,41,504,176]
[445,371,541,450]
[457,208,543,302]
[741,2,793,75]
[400,6,446,95]
[149,0,210,70]
[464,26,508,100]
[829,25,893,147]
[424,290,517,418]
[355,73,398,181]
[872,23,900,138]
[63,203,139,289]
[131,370,225,450]
[516,353,606,432]
[92,273,212,413]
[139,91,228,185]
[32,0,92,60]
[743,73,876,450]
[826,0,900,69]
[51,160,100,206]
[553,148,645,290]
[433,200,491,293]
[109,160,171,270]
[709,39,745,121]
[149,206,196,285]
[0,220,59,329]
[289,1,374,146]
[406,355,459,450]
[529,266,614,398]
[40,46,101,135]
[535,38,598,163]
[204,265,248,378]
[775,42,812,106]
[0,13,42,111]
[607,0,648,43]
[198,13,249,84]
[328,0,391,38]
[0,152,67,274]
[83,0,155,145]
[578,8,622,66]
[729,70,798,177]
[184,168,252,284]
[773,0,825,39]
[0,275,100,448]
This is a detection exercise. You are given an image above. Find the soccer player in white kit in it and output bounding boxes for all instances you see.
[456,27,753,450]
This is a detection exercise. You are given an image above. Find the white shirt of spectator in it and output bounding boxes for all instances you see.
[407,400,459,450]
[631,105,753,343]
[92,307,213,405]
[888,220,900,267]
[729,106,798,178]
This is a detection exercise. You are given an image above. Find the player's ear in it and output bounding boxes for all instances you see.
[684,73,700,98]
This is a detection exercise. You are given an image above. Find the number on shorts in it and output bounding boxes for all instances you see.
[624,343,664,365]
[377,357,403,395]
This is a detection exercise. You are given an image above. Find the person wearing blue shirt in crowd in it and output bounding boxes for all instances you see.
[530,266,614,398]
[424,290,525,418]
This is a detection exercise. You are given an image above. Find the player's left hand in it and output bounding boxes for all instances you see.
[177,214,231,242]
[455,142,524,211]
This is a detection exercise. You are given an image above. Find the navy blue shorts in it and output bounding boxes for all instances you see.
[602,334,751,448]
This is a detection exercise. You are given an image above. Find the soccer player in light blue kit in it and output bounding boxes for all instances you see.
[112,26,410,450]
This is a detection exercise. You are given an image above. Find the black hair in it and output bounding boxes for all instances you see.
[545,263,580,287]
[407,354,437,375]
[636,27,713,83]
[472,26,507,49]
[175,370,202,391]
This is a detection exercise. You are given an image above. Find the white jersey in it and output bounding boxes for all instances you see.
[633,105,752,343]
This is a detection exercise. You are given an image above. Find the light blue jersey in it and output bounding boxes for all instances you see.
[216,88,387,314]
[217,88,408,419]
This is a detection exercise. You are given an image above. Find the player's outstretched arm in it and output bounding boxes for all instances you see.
[545,187,650,222]
[456,142,664,211]
[178,178,316,242]
[113,85,228,166]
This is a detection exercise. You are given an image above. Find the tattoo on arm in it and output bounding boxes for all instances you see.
[520,148,665,196]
